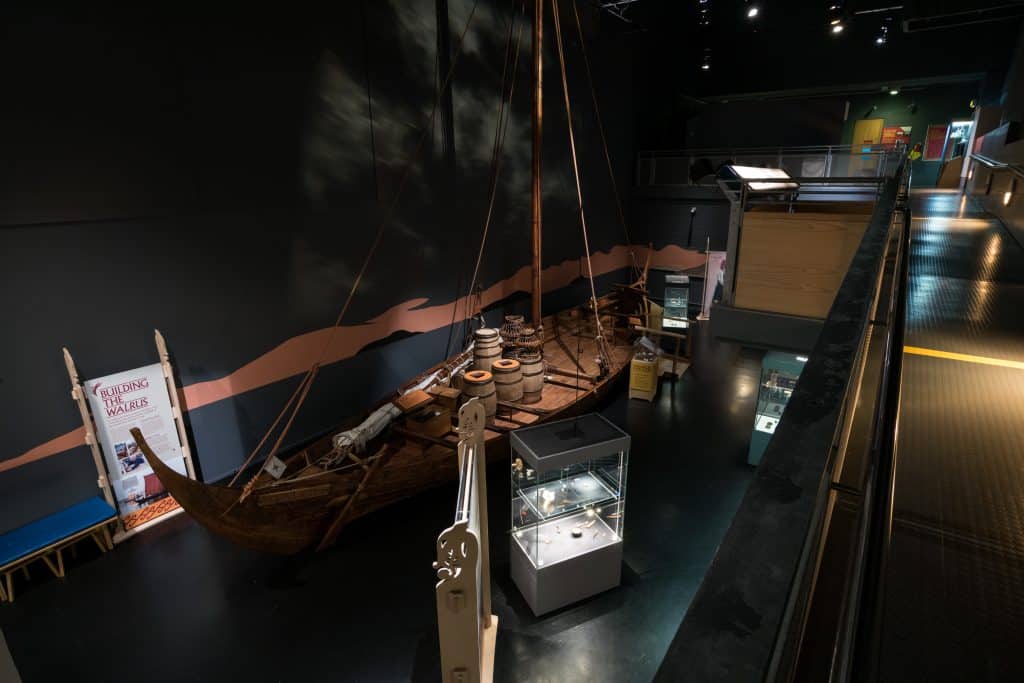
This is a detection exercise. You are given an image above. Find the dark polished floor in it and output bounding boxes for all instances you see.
[877,191,1024,681]
[0,326,759,683]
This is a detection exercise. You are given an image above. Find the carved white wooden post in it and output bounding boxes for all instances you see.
[154,330,197,480]
[434,398,498,683]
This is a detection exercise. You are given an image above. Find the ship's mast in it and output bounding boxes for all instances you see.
[531,0,543,328]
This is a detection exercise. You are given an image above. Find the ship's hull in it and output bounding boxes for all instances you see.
[135,306,634,554]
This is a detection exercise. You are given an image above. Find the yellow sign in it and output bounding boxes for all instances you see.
[629,357,658,401]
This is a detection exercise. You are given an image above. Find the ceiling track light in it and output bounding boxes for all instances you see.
[744,1,760,19]
[701,47,712,71]
[828,1,846,34]
[698,0,712,27]
[874,16,892,45]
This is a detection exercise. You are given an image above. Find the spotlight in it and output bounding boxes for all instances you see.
[875,17,891,46]
[701,47,711,71]
[828,1,846,33]
[1004,191,1013,206]
[745,2,760,19]
[698,0,711,27]
[889,89,899,96]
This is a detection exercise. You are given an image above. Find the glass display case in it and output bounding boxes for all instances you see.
[662,273,690,330]
[510,413,630,615]
[748,351,808,466]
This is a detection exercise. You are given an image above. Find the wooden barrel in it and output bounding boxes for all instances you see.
[491,358,523,403]
[461,370,496,418]
[519,351,544,404]
[473,328,501,372]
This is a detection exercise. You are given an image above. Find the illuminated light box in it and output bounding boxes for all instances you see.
[726,165,800,192]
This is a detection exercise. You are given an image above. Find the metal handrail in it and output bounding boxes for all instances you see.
[970,153,1024,179]
[639,143,899,157]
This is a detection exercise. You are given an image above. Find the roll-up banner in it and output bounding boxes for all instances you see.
[85,364,189,531]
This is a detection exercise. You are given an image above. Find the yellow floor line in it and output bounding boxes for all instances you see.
[904,345,1024,370]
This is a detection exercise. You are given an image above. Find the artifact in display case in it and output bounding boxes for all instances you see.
[662,273,690,330]
[510,413,630,615]
[748,351,808,466]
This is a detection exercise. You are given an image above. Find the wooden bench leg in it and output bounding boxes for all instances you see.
[0,574,8,602]
[21,565,30,580]
[56,549,65,578]
[4,571,13,602]
[102,525,114,551]
[42,554,61,579]
[91,532,108,553]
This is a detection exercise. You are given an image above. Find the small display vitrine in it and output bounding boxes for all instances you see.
[662,273,690,330]
[748,351,807,466]
[510,413,629,615]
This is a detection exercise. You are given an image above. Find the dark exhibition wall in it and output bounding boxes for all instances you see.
[0,0,649,534]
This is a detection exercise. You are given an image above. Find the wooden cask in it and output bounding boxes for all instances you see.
[461,370,497,418]
[519,351,544,404]
[473,328,501,372]
[491,358,524,402]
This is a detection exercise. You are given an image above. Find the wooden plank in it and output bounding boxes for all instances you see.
[393,390,433,414]
[256,484,332,507]
[391,426,459,451]
[734,211,870,319]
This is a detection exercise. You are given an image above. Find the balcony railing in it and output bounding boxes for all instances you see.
[637,144,906,187]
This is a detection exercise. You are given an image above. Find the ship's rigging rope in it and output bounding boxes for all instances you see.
[551,0,610,368]
[229,0,482,491]
[455,0,527,354]
[569,0,638,283]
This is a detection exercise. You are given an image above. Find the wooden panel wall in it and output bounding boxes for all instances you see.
[733,211,871,319]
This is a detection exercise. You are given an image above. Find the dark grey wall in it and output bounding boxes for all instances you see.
[683,99,848,149]
[0,0,640,533]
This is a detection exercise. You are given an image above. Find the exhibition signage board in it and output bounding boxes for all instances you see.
[84,363,189,532]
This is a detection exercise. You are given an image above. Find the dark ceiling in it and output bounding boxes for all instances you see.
[611,0,1023,99]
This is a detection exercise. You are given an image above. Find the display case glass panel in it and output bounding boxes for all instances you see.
[663,273,690,330]
[510,413,630,614]
[748,351,807,465]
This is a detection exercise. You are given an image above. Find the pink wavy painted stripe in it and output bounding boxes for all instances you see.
[2,244,704,472]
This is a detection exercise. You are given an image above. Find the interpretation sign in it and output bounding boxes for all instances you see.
[85,364,189,528]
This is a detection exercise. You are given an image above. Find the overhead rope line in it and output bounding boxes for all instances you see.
[457,0,528,353]
[551,0,610,368]
[570,0,639,282]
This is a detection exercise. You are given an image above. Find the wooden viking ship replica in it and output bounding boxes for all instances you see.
[135,0,644,554]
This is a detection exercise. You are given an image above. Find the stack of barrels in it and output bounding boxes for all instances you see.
[465,318,545,417]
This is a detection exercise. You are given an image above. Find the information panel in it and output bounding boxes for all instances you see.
[85,364,188,527]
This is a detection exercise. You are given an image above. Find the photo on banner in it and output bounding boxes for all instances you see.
[85,364,189,530]
[704,252,728,317]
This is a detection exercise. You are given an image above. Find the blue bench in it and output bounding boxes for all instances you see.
[0,496,117,602]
